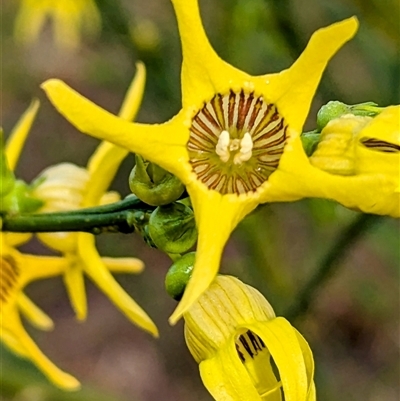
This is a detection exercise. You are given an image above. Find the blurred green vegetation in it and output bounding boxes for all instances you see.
[1,0,399,400]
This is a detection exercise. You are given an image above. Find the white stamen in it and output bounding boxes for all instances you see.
[216,130,231,162]
[234,132,253,164]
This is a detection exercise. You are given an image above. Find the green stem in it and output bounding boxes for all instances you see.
[1,197,154,234]
[285,213,381,320]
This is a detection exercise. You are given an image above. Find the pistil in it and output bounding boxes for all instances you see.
[215,131,254,165]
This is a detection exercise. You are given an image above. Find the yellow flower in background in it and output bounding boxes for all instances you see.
[14,0,101,50]
[184,275,315,401]
[0,233,80,390]
[308,106,400,217]
[2,101,52,337]
[34,63,158,337]
[1,100,80,389]
[42,0,358,323]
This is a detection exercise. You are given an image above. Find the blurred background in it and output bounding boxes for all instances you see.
[1,0,399,400]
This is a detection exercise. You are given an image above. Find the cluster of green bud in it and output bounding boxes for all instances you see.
[129,155,185,206]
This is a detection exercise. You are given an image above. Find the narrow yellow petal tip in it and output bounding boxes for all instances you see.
[6,98,40,171]
[168,305,184,326]
[338,15,359,36]
[57,374,81,392]
[168,272,213,326]
[41,78,63,91]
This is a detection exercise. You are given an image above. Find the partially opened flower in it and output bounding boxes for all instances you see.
[184,275,315,401]
[0,233,80,390]
[308,106,400,217]
[35,64,158,336]
[1,100,80,389]
[42,0,358,323]
[2,101,53,332]
[14,0,101,50]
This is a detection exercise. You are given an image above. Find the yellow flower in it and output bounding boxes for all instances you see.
[184,275,315,401]
[0,233,80,390]
[35,64,158,337]
[14,0,101,50]
[42,0,358,323]
[308,106,400,216]
[1,103,79,389]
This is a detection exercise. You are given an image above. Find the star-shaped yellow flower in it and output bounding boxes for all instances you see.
[0,233,80,390]
[35,64,158,336]
[1,102,79,390]
[184,275,316,401]
[42,0,358,323]
[14,0,101,50]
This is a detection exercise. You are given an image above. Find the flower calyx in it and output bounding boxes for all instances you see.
[129,154,185,206]
[148,201,197,254]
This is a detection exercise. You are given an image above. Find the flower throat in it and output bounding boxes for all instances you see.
[187,90,288,195]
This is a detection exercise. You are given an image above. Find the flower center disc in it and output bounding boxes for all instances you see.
[188,90,287,195]
[0,256,19,304]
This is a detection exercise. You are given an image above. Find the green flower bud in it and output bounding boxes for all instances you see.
[317,101,351,131]
[1,180,44,215]
[148,202,197,254]
[165,252,196,300]
[129,155,185,206]
[317,101,382,131]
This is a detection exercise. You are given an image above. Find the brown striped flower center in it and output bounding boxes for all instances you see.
[0,256,19,305]
[187,90,287,195]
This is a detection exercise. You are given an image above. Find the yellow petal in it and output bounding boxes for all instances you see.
[2,309,80,390]
[184,276,276,362]
[1,330,29,357]
[78,233,158,336]
[118,62,146,121]
[4,232,32,247]
[356,105,400,176]
[17,293,54,331]
[171,0,248,108]
[5,99,40,171]
[42,79,190,181]
[53,5,80,50]
[307,382,317,401]
[294,329,315,399]
[102,257,144,274]
[63,261,87,321]
[16,253,70,285]
[169,187,258,324]
[84,62,147,204]
[250,319,309,401]
[199,340,262,401]
[267,17,359,133]
[84,144,129,206]
[14,3,47,44]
